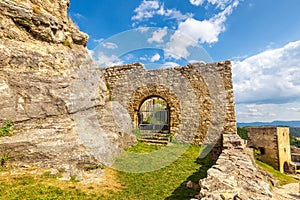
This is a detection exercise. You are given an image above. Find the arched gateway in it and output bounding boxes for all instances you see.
[128,84,181,136]
[138,97,169,132]
[103,61,237,144]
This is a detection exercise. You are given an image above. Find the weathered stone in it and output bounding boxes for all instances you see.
[103,61,237,147]
[198,134,273,200]
[248,127,296,174]
[0,0,88,46]
[0,0,136,178]
[291,145,300,162]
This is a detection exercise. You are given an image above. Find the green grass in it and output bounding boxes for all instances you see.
[0,142,212,199]
[109,143,213,200]
[125,141,163,153]
[256,160,299,186]
[0,174,101,200]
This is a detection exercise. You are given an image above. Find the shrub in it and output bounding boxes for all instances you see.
[0,120,14,137]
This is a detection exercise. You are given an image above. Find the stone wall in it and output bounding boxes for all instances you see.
[248,127,295,173]
[103,61,237,145]
[277,127,294,173]
[291,146,300,162]
[248,127,280,170]
[198,134,274,199]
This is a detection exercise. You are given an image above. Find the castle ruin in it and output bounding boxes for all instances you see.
[248,127,296,173]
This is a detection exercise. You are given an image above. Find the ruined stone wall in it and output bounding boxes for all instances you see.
[103,61,237,144]
[248,127,294,173]
[248,127,280,170]
[199,134,273,199]
[291,146,300,162]
[277,127,293,173]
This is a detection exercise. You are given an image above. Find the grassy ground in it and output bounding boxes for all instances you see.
[0,142,213,200]
[256,160,299,186]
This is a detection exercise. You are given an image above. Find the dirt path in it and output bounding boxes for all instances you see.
[273,183,300,200]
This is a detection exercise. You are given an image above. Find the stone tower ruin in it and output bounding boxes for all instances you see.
[248,127,296,173]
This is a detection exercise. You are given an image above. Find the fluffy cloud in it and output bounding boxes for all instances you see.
[190,0,236,9]
[288,107,300,112]
[208,0,234,9]
[236,103,300,122]
[160,62,180,68]
[148,27,168,43]
[131,0,192,24]
[177,18,223,44]
[102,42,118,49]
[131,0,160,21]
[94,52,123,67]
[189,0,205,6]
[165,30,198,59]
[165,1,238,59]
[233,40,300,104]
[150,53,161,62]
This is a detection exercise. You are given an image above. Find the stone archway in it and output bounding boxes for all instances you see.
[138,96,169,133]
[128,84,181,136]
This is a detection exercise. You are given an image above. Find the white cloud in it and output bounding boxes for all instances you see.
[73,13,85,19]
[177,18,223,44]
[95,52,123,66]
[88,49,94,57]
[137,27,150,33]
[189,0,205,6]
[164,1,238,59]
[165,31,198,59]
[189,0,237,9]
[93,38,104,43]
[131,0,192,25]
[163,9,194,21]
[236,103,300,122]
[148,27,168,43]
[102,42,118,49]
[150,53,161,62]
[189,60,206,64]
[207,0,233,9]
[132,0,160,21]
[160,62,180,68]
[288,107,300,112]
[233,40,300,104]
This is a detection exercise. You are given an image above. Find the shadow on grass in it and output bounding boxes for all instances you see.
[165,153,214,200]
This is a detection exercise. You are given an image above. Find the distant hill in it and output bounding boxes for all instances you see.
[237,121,300,137]
[237,121,300,128]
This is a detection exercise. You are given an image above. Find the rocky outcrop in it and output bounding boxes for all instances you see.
[0,0,87,46]
[0,0,136,178]
[198,134,274,200]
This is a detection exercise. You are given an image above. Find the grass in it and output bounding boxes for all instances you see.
[109,142,213,199]
[256,160,299,186]
[0,121,14,137]
[0,173,102,199]
[125,141,163,153]
[0,142,212,199]
[13,17,34,25]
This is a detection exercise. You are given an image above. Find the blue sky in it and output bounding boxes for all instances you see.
[69,0,300,123]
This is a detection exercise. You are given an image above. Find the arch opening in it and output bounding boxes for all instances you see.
[138,96,169,133]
